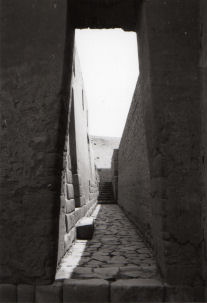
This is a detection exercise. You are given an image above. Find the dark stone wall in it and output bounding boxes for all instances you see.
[200,0,207,290]
[145,0,202,286]
[111,149,119,201]
[69,0,141,31]
[0,0,74,284]
[119,0,204,287]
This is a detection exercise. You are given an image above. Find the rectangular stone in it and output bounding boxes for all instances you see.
[75,196,86,207]
[64,227,76,251]
[66,169,72,184]
[65,199,75,213]
[73,174,81,185]
[63,279,109,303]
[73,207,84,224]
[76,217,94,240]
[0,284,16,303]
[36,282,62,303]
[165,285,204,302]
[66,184,74,200]
[65,213,75,233]
[111,279,163,303]
[17,284,34,303]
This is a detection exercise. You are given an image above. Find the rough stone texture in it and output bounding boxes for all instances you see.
[56,205,159,281]
[36,283,62,303]
[69,0,141,31]
[200,1,207,300]
[0,284,16,303]
[142,0,203,286]
[165,285,204,302]
[0,0,74,284]
[111,279,163,303]
[118,0,204,288]
[17,285,34,303]
[57,48,99,266]
[1,0,206,297]
[63,279,109,303]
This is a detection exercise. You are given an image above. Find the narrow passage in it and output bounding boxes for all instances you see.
[56,205,160,281]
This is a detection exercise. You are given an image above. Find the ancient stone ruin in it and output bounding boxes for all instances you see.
[0,0,207,302]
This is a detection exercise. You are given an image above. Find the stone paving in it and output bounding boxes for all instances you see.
[56,204,160,281]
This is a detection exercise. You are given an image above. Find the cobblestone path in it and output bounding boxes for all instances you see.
[56,205,160,281]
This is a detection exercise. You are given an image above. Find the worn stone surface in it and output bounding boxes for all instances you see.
[65,199,75,214]
[118,0,204,287]
[36,283,62,303]
[76,217,94,240]
[63,279,109,303]
[17,285,34,303]
[0,284,16,303]
[111,279,163,303]
[0,0,74,284]
[56,205,159,281]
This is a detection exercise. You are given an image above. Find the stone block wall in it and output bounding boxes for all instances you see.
[57,49,99,265]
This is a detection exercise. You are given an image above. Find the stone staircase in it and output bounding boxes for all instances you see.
[98,182,115,204]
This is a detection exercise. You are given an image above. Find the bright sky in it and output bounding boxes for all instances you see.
[75,29,139,138]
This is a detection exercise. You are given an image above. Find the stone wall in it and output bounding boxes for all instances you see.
[200,0,207,291]
[57,49,99,265]
[118,77,152,244]
[119,0,204,287]
[111,149,119,201]
[0,0,74,284]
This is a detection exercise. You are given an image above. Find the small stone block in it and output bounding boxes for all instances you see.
[65,213,75,233]
[165,284,204,302]
[66,170,73,184]
[36,283,62,303]
[111,279,163,303]
[65,199,75,213]
[75,196,86,207]
[66,184,74,200]
[0,284,16,303]
[76,217,94,240]
[63,279,109,303]
[64,227,76,251]
[17,284,34,303]
[73,174,81,185]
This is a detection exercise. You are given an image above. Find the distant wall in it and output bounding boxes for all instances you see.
[91,136,120,169]
[111,149,119,201]
[97,168,112,182]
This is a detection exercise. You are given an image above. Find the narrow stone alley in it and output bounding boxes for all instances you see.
[56,204,160,281]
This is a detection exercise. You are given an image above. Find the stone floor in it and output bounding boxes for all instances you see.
[56,204,160,281]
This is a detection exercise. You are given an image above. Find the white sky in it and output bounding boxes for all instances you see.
[75,29,139,138]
